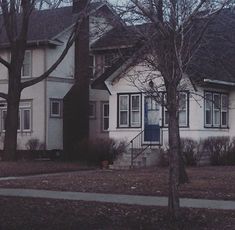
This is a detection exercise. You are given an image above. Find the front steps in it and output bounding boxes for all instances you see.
[109,147,161,170]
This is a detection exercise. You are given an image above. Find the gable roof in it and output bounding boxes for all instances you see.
[92,9,235,89]
[0,2,118,48]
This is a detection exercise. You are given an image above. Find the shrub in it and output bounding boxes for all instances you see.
[74,138,126,166]
[181,138,198,166]
[158,147,169,167]
[25,138,45,151]
[202,136,231,165]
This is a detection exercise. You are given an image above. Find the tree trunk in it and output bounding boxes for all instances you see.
[167,86,180,219]
[2,90,21,161]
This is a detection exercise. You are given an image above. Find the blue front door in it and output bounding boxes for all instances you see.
[144,97,160,143]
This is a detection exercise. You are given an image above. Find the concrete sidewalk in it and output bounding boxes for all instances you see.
[0,188,234,210]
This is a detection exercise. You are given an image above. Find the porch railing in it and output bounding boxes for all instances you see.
[129,130,150,168]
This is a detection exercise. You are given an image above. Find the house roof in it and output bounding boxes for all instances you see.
[0,2,116,48]
[91,23,152,50]
[92,9,235,89]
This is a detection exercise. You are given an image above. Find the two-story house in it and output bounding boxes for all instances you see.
[0,2,121,151]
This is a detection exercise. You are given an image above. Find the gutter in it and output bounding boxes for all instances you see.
[203,79,235,86]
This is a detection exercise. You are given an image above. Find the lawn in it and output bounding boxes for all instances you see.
[0,197,234,230]
[0,165,234,200]
[0,164,235,229]
[0,161,89,177]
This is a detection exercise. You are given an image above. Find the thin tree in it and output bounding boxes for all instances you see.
[116,0,233,219]
[0,0,90,160]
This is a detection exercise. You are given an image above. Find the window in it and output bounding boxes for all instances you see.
[119,95,129,126]
[50,99,62,118]
[89,55,94,79]
[0,101,32,132]
[103,53,119,72]
[89,101,96,119]
[131,95,141,127]
[179,93,188,126]
[22,51,31,77]
[118,94,141,128]
[102,103,109,131]
[204,92,228,128]
[163,92,188,127]
[221,95,228,127]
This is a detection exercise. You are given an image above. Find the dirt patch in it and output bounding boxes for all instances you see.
[0,166,234,200]
[0,197,234,230]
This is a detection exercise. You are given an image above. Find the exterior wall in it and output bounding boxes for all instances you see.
[0,51,9,80]
[46,79,73,150]
[107,64,232,147]
[46,32,75,79]
[89,88,109,140]
[228,90,235,137]
[0,48,46,149]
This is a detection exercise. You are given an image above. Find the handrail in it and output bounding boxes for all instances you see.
[129,129,151,168]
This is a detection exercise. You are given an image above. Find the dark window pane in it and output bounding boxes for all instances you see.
[104,118,109,131]
[222,112,227,126]
[52,101,60,116]
[23,110,30,130]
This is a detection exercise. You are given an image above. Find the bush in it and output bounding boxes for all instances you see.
[158,147,169,167]
[202,136,234,165]
[181,138,198,166]
[25,138,45,151]
[74,138,126,166]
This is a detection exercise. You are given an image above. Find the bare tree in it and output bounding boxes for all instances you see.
[0,0,90,160]
[115,0,233,219]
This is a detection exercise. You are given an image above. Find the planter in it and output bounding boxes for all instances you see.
[101,160,109,169]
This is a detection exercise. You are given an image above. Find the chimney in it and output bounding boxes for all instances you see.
[73,0,79,13]
[73,0,88,14]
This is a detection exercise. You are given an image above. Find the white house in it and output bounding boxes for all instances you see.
[91,10,235,167]
[0,2,121,151]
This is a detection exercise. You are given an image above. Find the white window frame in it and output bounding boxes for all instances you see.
[0,101,32,132]
[204,92,228,128]
[21,50,32,78]
[119,95,129,127]
[213,93,220,127]
[179,92,188,127]
[22,108,31,131]
[221,94,228,127]
[205,92,213,127]
[50,99,62,118]
[102,102,109,132]
[130,94,141,127]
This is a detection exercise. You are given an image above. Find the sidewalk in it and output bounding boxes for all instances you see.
[0,188,234,210]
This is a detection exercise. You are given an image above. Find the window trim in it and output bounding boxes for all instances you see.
[204,91,229,128]
[0,100,32,133]
[50,99,62,118]
[102,102,109,132]
[117,93,142,128]
[22,108,31,132]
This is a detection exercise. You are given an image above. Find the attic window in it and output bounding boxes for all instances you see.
[103,53,119,72]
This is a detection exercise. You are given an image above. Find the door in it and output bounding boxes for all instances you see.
[144,97,160,143]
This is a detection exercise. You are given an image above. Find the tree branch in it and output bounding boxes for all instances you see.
[0,56,10,69]
[21,11,87,90]
[0,92,8,100]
